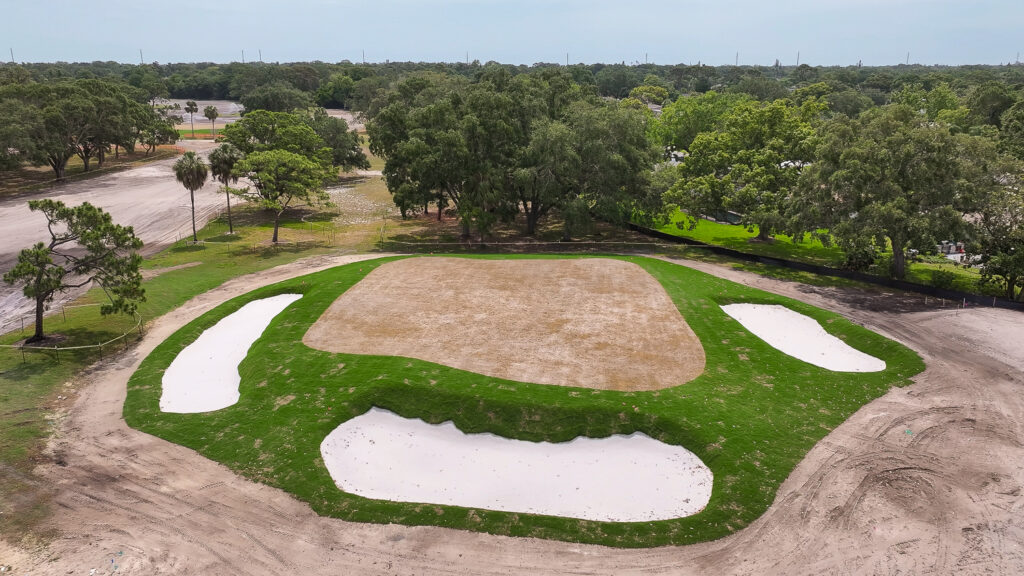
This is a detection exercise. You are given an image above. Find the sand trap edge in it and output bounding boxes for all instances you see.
[159,293,303,413]
[721,303,886,372]
[320,407,713,522]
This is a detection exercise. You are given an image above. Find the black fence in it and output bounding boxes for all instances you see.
[628,223,1024,312]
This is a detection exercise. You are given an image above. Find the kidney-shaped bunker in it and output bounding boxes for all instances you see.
[160,294,303,413]
[721,303,886,372]
[320,408,713,522]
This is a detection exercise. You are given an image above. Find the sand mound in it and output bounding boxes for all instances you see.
[303,258,705,390]
[321,407,713,522]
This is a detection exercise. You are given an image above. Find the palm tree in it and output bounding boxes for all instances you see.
[208,143,245,234]
[173,152,209,242]
[203,105,219,137]
[184,100,198,138]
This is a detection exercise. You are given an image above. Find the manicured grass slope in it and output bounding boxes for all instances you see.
[659,212,844,265]
[124,254,923,547]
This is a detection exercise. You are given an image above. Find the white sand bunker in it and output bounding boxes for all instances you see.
[721,304,886,372]
[160,294,303,413]
[320,407,713,522]
[303,258,705,391]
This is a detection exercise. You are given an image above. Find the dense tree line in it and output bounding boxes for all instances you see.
[366,68,658,239]
[0,78,179,178]
[5,60,1023,115]
[362,63,1023,296]
[3,58,1023,297]
[652,76,1024,297]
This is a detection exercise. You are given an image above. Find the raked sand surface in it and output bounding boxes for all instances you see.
[721,303,886,372]
[320,407,713,522]
[160,294,303,413]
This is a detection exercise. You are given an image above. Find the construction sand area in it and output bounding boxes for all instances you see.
[4,253,1024,575]
[304,257,705,391]
[321,407,713,522]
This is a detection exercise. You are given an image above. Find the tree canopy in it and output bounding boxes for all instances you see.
[368,69,656,238]
[233,149,333,243]
[664,98,819,241]
[791,105,1008,279]
[3,200,144,342]
[208,143,245,234]
[240,81,313,114]
[173,151,209,242]
[0,79,168,178]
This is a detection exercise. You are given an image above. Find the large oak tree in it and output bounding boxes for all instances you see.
[793,105,1005,279]
[233,149,333,243]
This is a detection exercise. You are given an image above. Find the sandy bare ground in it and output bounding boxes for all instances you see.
[0,140,225,332]
[304,257,705,391]
[324,108,364,132]
[165,101,364,134]
[3,254,1023,575]
[164,99,243,132]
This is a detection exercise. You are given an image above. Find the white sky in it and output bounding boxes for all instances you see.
[2,0,1022,65]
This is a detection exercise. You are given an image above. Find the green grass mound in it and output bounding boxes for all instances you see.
[124,254,924,547]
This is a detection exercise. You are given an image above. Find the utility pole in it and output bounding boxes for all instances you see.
[362,49,365,64]
[9,48,13,64]
[735,51,739,66]
[566,52,569,66]
[645,52,648,64]
[258,49,263,63]
[466,50,469,64]
[796,51,800,66]
[242,49,245,64]
[906,51,910,65]
[139,49,144,64]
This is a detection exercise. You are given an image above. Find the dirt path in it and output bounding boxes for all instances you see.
[0,141,224,333]
[6,254,1024,575]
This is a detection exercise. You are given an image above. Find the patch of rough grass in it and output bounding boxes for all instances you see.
[125,254,924,547]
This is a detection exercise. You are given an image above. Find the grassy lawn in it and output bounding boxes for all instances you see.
[123,254,924,547]
[358,142,385,171]
[659,212,845,266]
[657,210,1002,297]
[176,128,220,140]
[0,147,182,197]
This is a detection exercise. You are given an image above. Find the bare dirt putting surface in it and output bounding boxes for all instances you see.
[303,257,705,391]
[321,407,712,522]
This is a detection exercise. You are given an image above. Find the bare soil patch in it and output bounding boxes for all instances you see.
[303,257,705,391]
[140,261,202,280]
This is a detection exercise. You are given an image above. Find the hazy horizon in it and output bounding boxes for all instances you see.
[3,0,1022,67]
